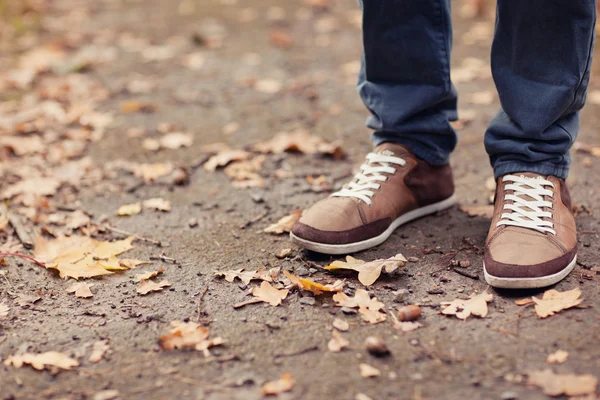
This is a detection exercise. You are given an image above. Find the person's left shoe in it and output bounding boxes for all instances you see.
[484,173,577,289]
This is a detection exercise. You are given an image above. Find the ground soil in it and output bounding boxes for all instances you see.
[1,1,600,399]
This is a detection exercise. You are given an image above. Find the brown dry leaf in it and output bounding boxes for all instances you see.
[66,282,94,298]
[204,149,252,171]
[333,289,386,324]
[135,268,164,282]
[527,369,597,397]
[224,155,266,188]
[533,288,583,319]
[120,100,157,113]
[441,291,493,320]
[131,162,174,182]
[159,132,193,149]
[515,298,535,306]
[213,268,272,285]
[0,302,9,318]
[547,350,569,364]
[262,373,295,395]
[142,198,172,212]
[270,29,295,49]
[252,281,288,306]
[283,270,343,295]
[159,321,224,356]
[119,259,148,269]
[264,210,303,234]
[332,318,349,332]
[34,234,136,279]
[136,280,171,295]
[116,202,142,216]
[255,79,283,94]
[460,204,494,219]
[328,329,350,353]
[325,254,406,286]
[4,351,79,371]
[2,177,62,199]
[88,340,110,363]
[253,130,344,159]
[359,363,380,378]
[65,210,91,230]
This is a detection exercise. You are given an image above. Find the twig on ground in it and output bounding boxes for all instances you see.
[149,253,177,263]
[105,225,162,246]
[274,345,319,358]
[196,285,209,323]
[0,252,45,267]
[452,268,479,280]
[239,209,269,229]
[7,212,33,249]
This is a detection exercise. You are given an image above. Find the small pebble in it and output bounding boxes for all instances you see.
[393,289,409,303]
[296,267,310,276]
[188,218,198,228]
[275,248,293,259]
[500,391,519,400]
[341,307,357,315]
[459,259,471,268]
[299,297,316,306]
[426,288,445,295]
[407,256,419,262]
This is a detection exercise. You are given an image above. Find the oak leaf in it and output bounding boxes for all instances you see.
[325,254,406,286]
[441,291,493,320]
[328,329,349,353]
[88,340,110,363]
[116,202,142,216]
[333,289,386,324]
[159,321,224,356]
[252,281,288,306]
[213,268,272,285]
[264,210,302,234]
[66,282,94,298]
[262,373,295,395]
[136,280,171,295]
[283,270,343,295]
[527,369,597,397]
[533,288,583,318]
[4,351,79,371]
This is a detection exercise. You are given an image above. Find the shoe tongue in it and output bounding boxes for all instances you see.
[512,172,547,180]
[374,143,414,158]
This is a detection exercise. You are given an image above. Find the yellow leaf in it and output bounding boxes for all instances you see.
[441,291,493,320]
[118,259,148,269]
[116,202,142,216]
[533,288,583,318]
[283,270,343,295]
[135,268,164,282]
[262,373,295,395]
[4,351,79,371]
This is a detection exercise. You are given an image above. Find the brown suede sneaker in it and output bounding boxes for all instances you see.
[290,143,455,254]
[484,173,577,289]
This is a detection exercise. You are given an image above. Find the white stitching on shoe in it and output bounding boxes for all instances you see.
[496,174,556,235]
[330,151,406,206]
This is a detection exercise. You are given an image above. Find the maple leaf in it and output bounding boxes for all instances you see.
[142,198,172,212]
[333,289,386,324]
[203,149,252,172]
[327,329,349,353]
[136,280,171,295]
[135,268,164,282]
[262,373,295,395]
[441,291,493,320]
[527,369,597,397]
[34,234,137,279]
[4,351,79,371]
[283,270,343,295]
[546,350,568,364]
[264,210,302,234]
[532,288,583,318]
[159,321,224,357]
[116,202,142,216]
[88,340,110,363]
[359,363,380,378]
[213,268,273,285]
[0,302,9,318]
[325,254,407,286]
[66,282,94,298]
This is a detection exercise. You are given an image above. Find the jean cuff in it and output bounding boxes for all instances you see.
[371,134,450,166]
[493,161,569,180]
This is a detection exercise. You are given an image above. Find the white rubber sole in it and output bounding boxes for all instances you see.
[484,254,577,289]
[289,195,456,255]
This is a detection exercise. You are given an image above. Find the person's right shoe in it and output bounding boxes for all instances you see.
[484,173,578,289]
[290,142,455,255]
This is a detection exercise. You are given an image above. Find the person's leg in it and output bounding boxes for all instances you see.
[484,0,596,289]
[485,0,596,179]
[359,0,458,166]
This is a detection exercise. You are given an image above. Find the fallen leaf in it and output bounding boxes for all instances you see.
[2,177,62,199]
[116,202,142,216]
[441,291,493,320]
[131,162,174,182]
[251,281,288,306]
[468,90,495,105]
[460,204,494,219]
[325,254,406,286]
[143,138,160,151]
[262,373,295,395]
[93,390,119,400]
[574,142,600,158]
[264,210,302,234]
[283,270,343,295]
[159,132,193,149]
[88,340,110,363]
[515,298,535,306]
[204,149,252,171]
[359,363,380,378]
[120,100,157,113]
[393,320,422,332]
[224,155,266,188]
[328,329,349,352]
[4,351,79,371]
[142,198,172,212]
[532,288,583,318]
[255,79,282,94]
[66,282,94,298]
[547,350,569,364]
[0,302,9,318]
[333,289,386,324]
[135,268,164,281]
[34,235,136,279]
[159,321,224,356]
[213,268,272,285]
[527,369,597,397]
[136,280,171,295]
[270,29,295,49]
[253,130,344,159]
[118,259,148,269]
[332,318,349,332]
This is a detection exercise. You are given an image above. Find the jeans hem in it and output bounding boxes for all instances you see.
[372,134,450,166]
[493,162,569,180]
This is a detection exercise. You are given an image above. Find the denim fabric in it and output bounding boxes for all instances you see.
[359,0,596,179]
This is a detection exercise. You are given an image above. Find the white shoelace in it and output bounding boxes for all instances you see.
[331,151,406,205]
[496,174,556,235]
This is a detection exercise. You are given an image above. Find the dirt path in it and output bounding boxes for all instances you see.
[1,1,599,399]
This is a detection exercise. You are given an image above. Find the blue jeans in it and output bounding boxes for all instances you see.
[359,0,596,179]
